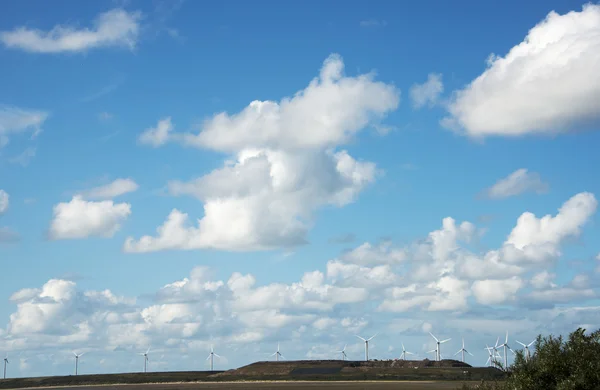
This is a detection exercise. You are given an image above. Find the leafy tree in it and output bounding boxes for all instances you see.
[462,327,600,390]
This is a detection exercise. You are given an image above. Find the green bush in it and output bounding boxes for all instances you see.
[463,327,600,390]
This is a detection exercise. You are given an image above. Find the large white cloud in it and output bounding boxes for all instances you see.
[0,8,141,53]
[442,4,600,137]
[49,196,132,240]
[125,54,399,252]
[0,105,48,148]
[485,169,549,199]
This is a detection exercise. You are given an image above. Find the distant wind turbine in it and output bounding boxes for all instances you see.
[497,331,514,370]
[138,347,150,373]
[206,345,223,371]
[73,352,85,375]
[335,345,347,361]
[270,343,284,361]
[515,339,535,362]
[400,343,414,360]
[355,333,378,361]
[429,332,451,361]
[485,344,501,367]
[454,338,474,363]
[3,353,8,379]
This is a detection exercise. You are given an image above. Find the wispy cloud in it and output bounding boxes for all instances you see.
[360,19,387,28]
[484,169,549,199]
[98,112,114,121]
[9,147,36,167]
[81,76,125,102]
[410,73,444,109]
[0,8,142,53]
[0,105,48,148]
[328,233,357,244]
[77,178,139,200]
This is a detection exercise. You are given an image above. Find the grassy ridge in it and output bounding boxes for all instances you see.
[0,359,506,389]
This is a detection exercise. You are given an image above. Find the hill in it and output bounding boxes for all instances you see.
[0,359,506,388]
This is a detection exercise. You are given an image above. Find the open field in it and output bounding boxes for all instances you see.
[0,382,496,390]
[0,359,505,389]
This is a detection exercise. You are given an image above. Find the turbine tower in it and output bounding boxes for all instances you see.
[454,338,473,363]
[270,343,284,361]
[355,333,377,361]
[138,347,150,373]
[73,352,85,376]
[3,353,8,379]
[206,345,222,371]
[429,332,451,361]
[400,343,414,360]
[516,339,535,362]
[497,331,514,370]
[335,345,347,361]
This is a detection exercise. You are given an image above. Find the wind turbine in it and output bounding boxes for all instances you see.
[497,331,514,370]
[206,345,222,371]
[486,339,502,368]
[355,333,378,361]
[270,343,284,361]
[400,343,414,360]
[138,347,150,373]
[485,345,501,368]
[429,332,451,361]
[3,353,8,379]
[454,338,473,363]
[73,352,85,375]
[516,339,535,362]
[334,345,347,361]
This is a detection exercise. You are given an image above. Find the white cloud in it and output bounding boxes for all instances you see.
[442,4,600,138]
[0,8,141,53]
[502,192,597,264]
[471,277,524,305]
[78,178,139,200]
[125,54,399,252]
[485,169,549,199]
[138,117,174,147]
[9,147,37,167]
[0,189,8,214]
[49,196,131,240]
[0,105,48,147]
[410,73,444,109]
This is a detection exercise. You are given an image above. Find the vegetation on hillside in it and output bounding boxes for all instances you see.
[462,327,600,390]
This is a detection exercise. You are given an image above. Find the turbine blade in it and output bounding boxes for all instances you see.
[355,335,366,341]
[468,351,474,356]
[516,341,526,347]
[343,344,347,351]
[214,353,222,358]
[454,350,461,356]
[528,340,536,347]
[206,355,211,360]
[279,354,286,360]
[367,333,378,341]
[429,332,439,342]
[146,347,151,354]
[440,338,451,343]
[505,331,508,343]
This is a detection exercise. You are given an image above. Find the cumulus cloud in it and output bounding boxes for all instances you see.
[442,4,600,137]
[138,117,174,147]
[0,8,141,53]
[49,196,131,240]
[0,105,48,147]
[125,54,399,252]
[3,192,600,373]
[485,169,549,199]
[77,178,139,200]
[410,73,444,109]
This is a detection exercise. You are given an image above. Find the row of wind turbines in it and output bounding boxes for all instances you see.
[337,331,536,370]
[2,332,537,379]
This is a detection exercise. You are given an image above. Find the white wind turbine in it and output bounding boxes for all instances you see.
[73,351,85,375]
[270,343,284,361]
[3,353,8,379]
[485,345,502,368]
[355,333,378,361]
[334,345,347,361]
[138,347,150,373]
[516,339,535,362]
[206,345,223,371]
[429,332,451,361]
[454,338,473,363]
[400,343,414,360]
[497,331,514,370]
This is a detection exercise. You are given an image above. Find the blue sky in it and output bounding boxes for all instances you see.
[1,0,600,377]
